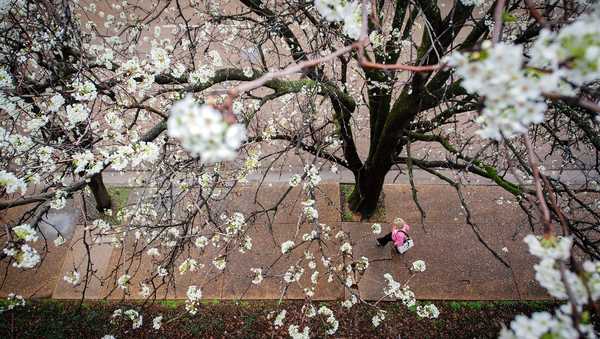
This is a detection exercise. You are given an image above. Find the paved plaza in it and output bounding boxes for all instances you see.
[0,178,551,302]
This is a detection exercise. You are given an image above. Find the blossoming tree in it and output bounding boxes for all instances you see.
[1,0,600,337]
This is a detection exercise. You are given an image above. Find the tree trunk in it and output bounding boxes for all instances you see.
[347,162,391,219]
[88,173,112,212]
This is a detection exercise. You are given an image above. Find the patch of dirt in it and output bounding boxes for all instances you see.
[0,299,562,338]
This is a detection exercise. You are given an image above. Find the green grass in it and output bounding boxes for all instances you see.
[449,301,484,311]
[107,187,131,210]
[237,300,251,308]
[100,187,132,224]
[448,300,554,312]
[159,300,180,309]
[342,210,354,222]
[490,300,553,311]
[340,183,354,198]
[340,183,357,222]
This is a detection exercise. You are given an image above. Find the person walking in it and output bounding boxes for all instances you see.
[376,217,412,254]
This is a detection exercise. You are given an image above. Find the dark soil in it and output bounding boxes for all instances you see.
[0,299,558,338]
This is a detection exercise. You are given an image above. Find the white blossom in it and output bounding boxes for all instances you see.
[416,303,440,319]
[178,258,198,274]
[303,165,321,189]
[302,199,319,221]
[48,93,65,112]
[0,67,13,89]
[411,260,426,272]
[194,236,208,249]
[26,117,48,131]
[340,242,352,254]
[273,309,286,328]
[171,63,186,78]
[1,294,26,312]
[372,311,386,327]
[0,170,26,194]
[71,79,97,101]
[283,265,304,283]
[139,283,151,298]
[9,244,40,269]
[63,270,80,285]
[460,0,483,6]
[124,309,143,329]
[288,174,301,187]
[64,104,89,128]
[50,190,67,210]
[212,256,226,270]
[341,294,358,309]
[251,267,263,284]
[185,285,202,315]
[313,0,366,40]
[288,324,310,339]
[73,151,95,174]
[54,235,65,247]
[317,305,339,335]
[281,240,295,254]
[167,95,246,163]
[147,248,160,257]
[152,315,163,330]
[371,223,382,234]
[150,47,170,73]
[12,224,38,242]
[447,43,546,140]
[188,65,215,85]
[117,274,131,290]
[524,235,573,261]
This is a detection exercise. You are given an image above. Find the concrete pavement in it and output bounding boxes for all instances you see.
[1,181,550,302]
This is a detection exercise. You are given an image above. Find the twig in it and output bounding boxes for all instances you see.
[523,134,552,235]
[523,0,546,24]
[492,0,507,43]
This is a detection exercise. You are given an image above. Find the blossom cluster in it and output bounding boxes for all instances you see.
[317,305,339,335]
[0,294,25,313]
[3,224,41,269]
[185,285,203,315]
[112,308,143,330]
[64,270,80,286]
[313,0,366,39]
[0,170,27,195]
[303,165,322,190]
[529,10,600,87]
[416,303,440,319]
[382,273,416,308]
[499,234,600,338]
[288,324,310,339]
[447,42,546,140]
[448,8,600,140]
[167,95,246,163]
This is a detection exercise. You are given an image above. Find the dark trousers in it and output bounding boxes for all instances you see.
[377,232,401,253]
[377,232,393,246]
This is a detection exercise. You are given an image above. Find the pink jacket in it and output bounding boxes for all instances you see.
[391,223,410,246]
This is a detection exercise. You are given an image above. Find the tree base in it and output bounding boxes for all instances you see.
[88,174,112,212]
[342,183,386,221]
